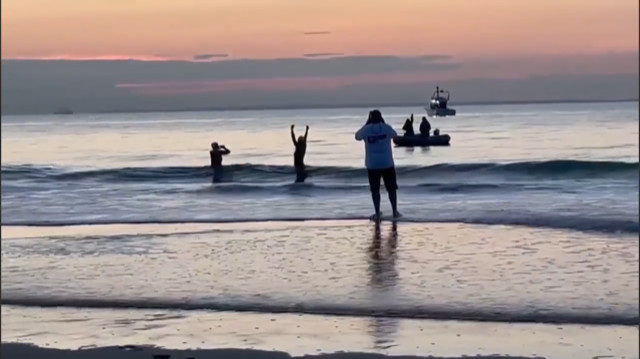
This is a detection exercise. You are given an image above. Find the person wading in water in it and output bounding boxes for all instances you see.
[290,124,309,183]
[209,142,230,183]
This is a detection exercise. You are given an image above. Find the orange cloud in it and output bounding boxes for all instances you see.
[2,0,637,59]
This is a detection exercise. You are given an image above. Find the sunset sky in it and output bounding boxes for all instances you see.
[1,0,638,114]
[2,0,638,60]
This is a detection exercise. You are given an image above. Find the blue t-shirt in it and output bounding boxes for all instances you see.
[355,123,397,169]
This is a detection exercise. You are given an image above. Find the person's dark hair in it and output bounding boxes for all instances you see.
[369,109,385,124]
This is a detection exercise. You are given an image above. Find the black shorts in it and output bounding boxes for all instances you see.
[367,167,398,192]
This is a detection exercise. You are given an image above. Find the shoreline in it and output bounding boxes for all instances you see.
[2,306,637,359]
[2,298,637,326]
[3,221,637,330]
[0,344,544,359]
[2,217,638,236]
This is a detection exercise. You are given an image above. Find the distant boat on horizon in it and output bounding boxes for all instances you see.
[53,107,73,115]
[425,86,456,117]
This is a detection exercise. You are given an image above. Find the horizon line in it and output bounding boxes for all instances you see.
[3,99,637,117]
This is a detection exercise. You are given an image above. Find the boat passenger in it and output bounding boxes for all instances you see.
[402,115,415,136]
[419,116,431,136]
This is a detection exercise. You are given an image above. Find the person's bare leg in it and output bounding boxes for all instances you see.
[368,171,382,221]
[371,190,382,221]
[383,168,401,218]
[388,189,401,217]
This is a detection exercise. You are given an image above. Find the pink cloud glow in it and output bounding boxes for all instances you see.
[114,53,638,96]
[115,72,464,96]
[7,54,178,62]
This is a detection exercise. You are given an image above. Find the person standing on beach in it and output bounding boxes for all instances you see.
[210,142,230,183]
[355,109,401,221]
[290,124,309,183]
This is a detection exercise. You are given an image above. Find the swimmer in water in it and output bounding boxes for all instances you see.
[290,124,309,183]
[209,142,230,183]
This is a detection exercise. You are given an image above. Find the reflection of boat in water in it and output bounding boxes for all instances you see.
[425,86,456,117]
[393,134,451,147]
[53,107,73,115]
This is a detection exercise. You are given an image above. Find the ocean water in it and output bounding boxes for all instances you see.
[2,102,638,232]
[1,102,639,331]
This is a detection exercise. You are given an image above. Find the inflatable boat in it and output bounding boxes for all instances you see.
[393,134,451,147]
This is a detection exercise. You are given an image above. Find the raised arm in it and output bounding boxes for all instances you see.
[304,125,309,141]
[355,125,366,141]
[290,125,297,145]
[220,146,231,155]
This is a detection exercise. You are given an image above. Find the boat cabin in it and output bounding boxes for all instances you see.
[429,86,450,110]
